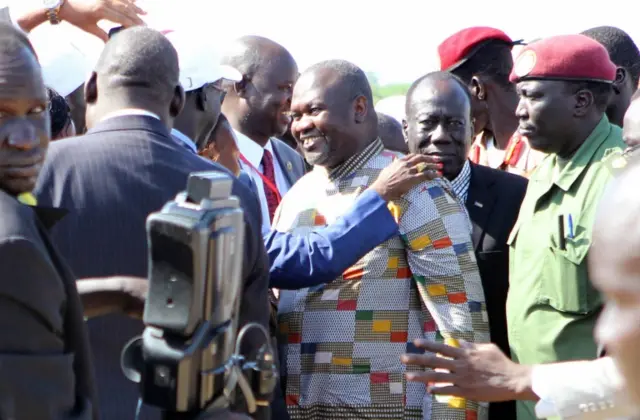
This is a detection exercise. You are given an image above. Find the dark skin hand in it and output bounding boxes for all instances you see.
[370,154,442,201]
[16,0,146,41]
[401,339,538,403]
[77,276,148,319]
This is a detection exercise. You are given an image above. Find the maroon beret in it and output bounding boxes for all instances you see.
[509,34,616,83]
[437,27,516,71]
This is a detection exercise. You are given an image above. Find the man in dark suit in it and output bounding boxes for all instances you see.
[403,70,527,420]
[221,36,305,235]
[0,22,97,420]
[35,27,270,420]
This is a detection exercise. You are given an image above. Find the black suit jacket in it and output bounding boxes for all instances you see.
[35,115,270,420]
[465,162,527,420]
[0,191,96,419]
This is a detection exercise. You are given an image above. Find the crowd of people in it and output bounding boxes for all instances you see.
[1,1,640,420]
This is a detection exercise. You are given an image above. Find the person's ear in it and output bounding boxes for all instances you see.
[402,118,409,144]
[470,76,487,101]
[233,75,251,98]
[84,72,98,105]
[613,67,627,95]
[170,84,186,119]
[354,95,368,123]
[574,88,594,117]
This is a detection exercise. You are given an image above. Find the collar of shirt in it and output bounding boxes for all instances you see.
[450,159,472,204]
[171,128,198,153]
[234,129,275,169]
[320,138,384,181]
[100,108,161,123]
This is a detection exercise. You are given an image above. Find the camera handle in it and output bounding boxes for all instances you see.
[133,322,276,420]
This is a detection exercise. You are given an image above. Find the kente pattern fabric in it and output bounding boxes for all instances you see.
[262,148,280,222]
[274,138,490,420]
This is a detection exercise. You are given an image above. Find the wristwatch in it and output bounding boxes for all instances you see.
[42,0,65,25]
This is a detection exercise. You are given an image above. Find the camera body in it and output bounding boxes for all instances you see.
[122,172,245,416]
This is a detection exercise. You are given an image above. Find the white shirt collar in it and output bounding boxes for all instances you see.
[170,128,198,153]
[234,129,275,167]
[100,108,161,123]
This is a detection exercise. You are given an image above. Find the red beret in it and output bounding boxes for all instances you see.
[437,27,516,71]
[509,34,616,83]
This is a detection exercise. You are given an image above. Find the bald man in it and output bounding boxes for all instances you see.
[221,36,305,235]
[400,91,640,420]
[377,112,409,153]
[276,59,489,420]
[403,71,527,419]
[35,27,270,420]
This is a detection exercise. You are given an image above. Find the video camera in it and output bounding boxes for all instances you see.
[122,172,277,420]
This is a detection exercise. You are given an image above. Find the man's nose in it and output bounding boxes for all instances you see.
[2,121,39,149]
[515,99,528,119]
[430,124,451,144]
[292,116,314,138]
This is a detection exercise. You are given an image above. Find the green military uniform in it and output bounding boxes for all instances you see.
[506,116,624,420]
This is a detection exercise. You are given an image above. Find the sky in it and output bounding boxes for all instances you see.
[16,0,640,85]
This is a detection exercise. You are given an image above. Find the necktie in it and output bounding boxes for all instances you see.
[261,149,280,222]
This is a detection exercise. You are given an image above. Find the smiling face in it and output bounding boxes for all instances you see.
[290,67,368,169]
[0,44,50,195]
[244,52,298,138]
[404,77,473,180]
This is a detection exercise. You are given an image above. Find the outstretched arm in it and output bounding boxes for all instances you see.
[9,0,145,41]
[267,154,441,289]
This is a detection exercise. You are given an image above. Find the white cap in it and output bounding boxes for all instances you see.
[29,27,92,97]
[375,95,407,125]
[164,30,242,92]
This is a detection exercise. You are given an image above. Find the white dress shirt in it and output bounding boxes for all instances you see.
[234,129,290,234]
[100,108,161,122]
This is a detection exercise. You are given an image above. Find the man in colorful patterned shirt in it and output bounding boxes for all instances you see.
[275,59,490,420]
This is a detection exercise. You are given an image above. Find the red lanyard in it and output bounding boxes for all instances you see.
[239,153,282,202]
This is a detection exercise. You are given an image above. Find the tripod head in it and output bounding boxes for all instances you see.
[121,172,276,420]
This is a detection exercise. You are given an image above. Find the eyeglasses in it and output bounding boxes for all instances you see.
[201,82,227,104]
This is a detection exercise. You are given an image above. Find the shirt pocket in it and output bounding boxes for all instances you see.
[540,229,601,315]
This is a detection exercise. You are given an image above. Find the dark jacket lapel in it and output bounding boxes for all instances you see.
[32,207,98,419]
[33,206,68,230]
[465,163,498,251]
[270,140,296,188]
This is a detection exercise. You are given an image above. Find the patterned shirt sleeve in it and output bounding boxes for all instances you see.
[394,179,490,417]
[395,178,489,342]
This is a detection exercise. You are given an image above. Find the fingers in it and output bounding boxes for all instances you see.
[413,339,466,359]
[83,25,109,42]
[123,0,147,16]
[400,352,458,371]
[404,154,442,165]
[100,1,146,28]
[426,385,467,398]
[405,370,456,385]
